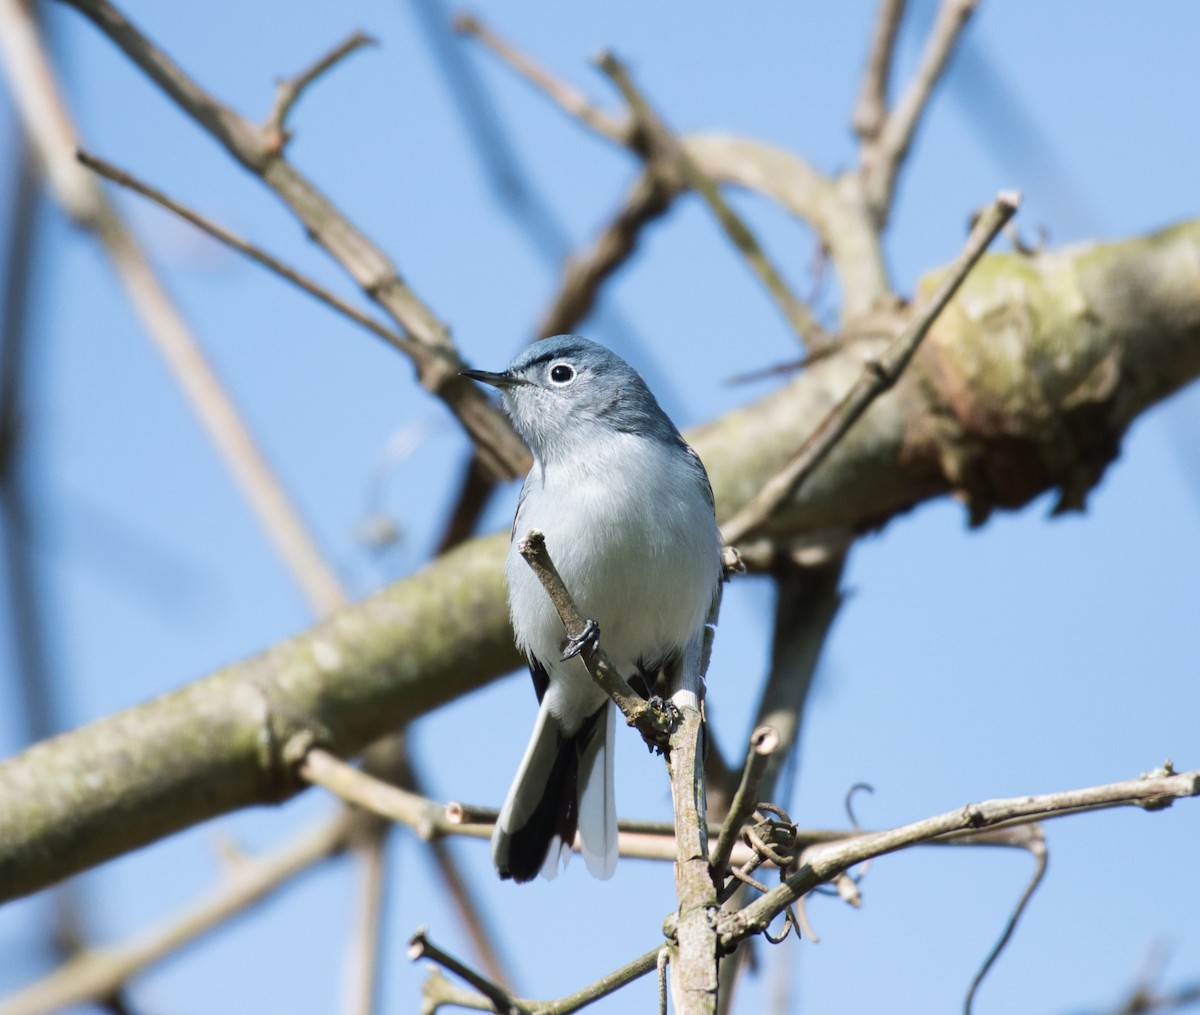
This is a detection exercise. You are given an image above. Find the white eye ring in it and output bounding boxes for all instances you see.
[549,363,575,385]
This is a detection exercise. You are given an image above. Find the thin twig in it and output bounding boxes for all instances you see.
[394,746,515,991]
[720,189,1019,546]
[864,0,979,223]
[453,13,631,146]
[409,929,529,1015]
[0,813,357,1015]
[718,764,1200,951]
[265,31,377,144]
[516,530,676,744]
[852,0,907,141]
[536,168,677,339]
[596,51,829,348]
[0,0,347,614]
[963,827,1047,1015]
[76,149,416,357]
[57,0,528,480]
[343,820,390,1015]
[711,726,780,878]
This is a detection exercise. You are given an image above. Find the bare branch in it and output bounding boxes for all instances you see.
[596,51,829,348]
[536,169,677,339]
[0,0,347,614]
[863,0,979,223]
[853,0,907,141]
[265,31,377,146]
[410,929,529,1015]
[418,944,664,1015]
[453,12,631,146]
[711,726,780,877]
[76,149,416,358]
[718,764,1200,951]
[55,0,528,479]
[0,814,356,1015]
[343,822,389,1015]
[720,189,1019,545]
[964,827,1047,1015]
[664,708,719,1014]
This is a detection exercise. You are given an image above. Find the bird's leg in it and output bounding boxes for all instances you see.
[561,618,601,661]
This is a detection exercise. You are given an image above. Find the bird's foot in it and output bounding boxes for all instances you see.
[640,695,683,755]
[561,618,601,661]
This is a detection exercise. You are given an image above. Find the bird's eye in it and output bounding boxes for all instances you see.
[549,363,575,384]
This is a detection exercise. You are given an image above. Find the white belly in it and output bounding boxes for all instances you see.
[505,436,720,725]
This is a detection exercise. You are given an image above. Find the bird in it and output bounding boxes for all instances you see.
[462,335,723,883]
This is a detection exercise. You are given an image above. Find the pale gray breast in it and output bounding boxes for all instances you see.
[505,434,719,675]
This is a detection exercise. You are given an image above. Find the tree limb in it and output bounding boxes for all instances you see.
[1,217,1199,898]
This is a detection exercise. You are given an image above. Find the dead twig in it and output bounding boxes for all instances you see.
[861,0,980,224]
[264,31,377,147]
[718,763,1200,952]
[57,0,528,479]
[963,826,1047,1015]
[596,51,829,348]
[76,149,415,357]
[409,929,529,1015]
[720,189,1019,546]
[711,726,781,878]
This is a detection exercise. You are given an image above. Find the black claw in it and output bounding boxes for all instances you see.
[561,618,601,661]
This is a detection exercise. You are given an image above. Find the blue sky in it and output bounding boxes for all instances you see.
[1,2,1199,1013]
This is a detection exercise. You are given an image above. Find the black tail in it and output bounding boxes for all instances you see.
[494,707,603,883]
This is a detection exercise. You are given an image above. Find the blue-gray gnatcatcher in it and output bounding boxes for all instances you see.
[463,336,722,882]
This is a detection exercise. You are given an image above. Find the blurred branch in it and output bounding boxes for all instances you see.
[534,168,676,341]
[453,12,631,146]
[860,0,979,225]
[596,51,829,348]
[852,0,907,142]
[264,31,377,146]
[54,0,528,480]
[417,943,663,1015]
[0,812,359,1015]
[0,0,347,615]
[76,150,416,357]
[0,77,102,990]
[456,14,891,319]
[343,820,389,1015]
[720,189,1018,546]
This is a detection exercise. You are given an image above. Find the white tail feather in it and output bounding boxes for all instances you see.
[576,701,617,880]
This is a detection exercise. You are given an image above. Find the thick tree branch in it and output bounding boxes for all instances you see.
[721,189,1018,545]
[1,217,1199,897]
